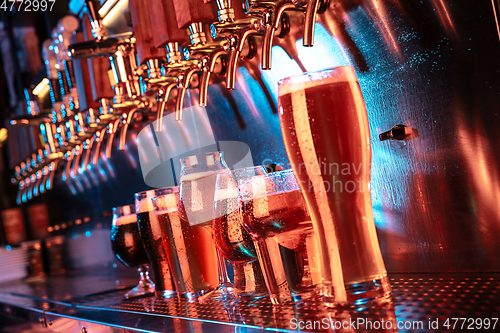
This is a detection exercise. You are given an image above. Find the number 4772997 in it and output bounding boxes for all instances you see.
[1,0,56,12]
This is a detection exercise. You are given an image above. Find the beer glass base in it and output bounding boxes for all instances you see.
[155,290,177,298]
[124,283,156,299]
[234,291,269,301]
[199,285,237,303]
[125,265,156,299]
[269,285,320,305]
[178,289,210,302]
[322,276,392,307]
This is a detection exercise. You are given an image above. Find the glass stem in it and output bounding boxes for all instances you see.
[137,264,150,285]
[216,250,233,287]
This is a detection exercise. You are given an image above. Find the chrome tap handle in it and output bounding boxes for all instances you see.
[71,144,83,176]
[27,174,36,201]
[117,99,149,150]
[212,16,263,89]
[40,166,49,194]
[17,180,25,205]
[175,66,200,120]
[63,150,74,181]
[155,80,177,132]
[106,118,122,158]
[199,49,227,106]
[186,39,230,106]
[33,170,43,197]
[46,160,59,191]
[262,3,300,69]
[22,177,30,203]
[92,128,106,165]
[82,136,96,171]
[118,108,139,150]
[303,0,319,47]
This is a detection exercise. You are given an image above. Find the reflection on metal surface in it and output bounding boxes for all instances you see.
[1,270,500,333]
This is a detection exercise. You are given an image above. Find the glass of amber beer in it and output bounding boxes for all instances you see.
[151,187,219,301]
[239,169,321,304]
[277,66,391,305]
[110,204,155,299]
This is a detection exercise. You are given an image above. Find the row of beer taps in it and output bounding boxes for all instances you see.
[9,0,329,203]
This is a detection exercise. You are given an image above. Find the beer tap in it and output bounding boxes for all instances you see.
[211,5,264,89]
[10,87,63,196]
[144,0,191,128]
[168,0,216,120]
[92,98,117,164]
[44,38,79,184]
[194,0,259,105]
[52,15,80,111]
[245,0,306,70]
[68,7,125,162]
[69,107,100,176]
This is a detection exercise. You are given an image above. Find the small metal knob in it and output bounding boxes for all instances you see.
[379,124,418,141]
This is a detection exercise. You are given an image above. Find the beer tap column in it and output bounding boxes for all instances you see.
[211,3,265,90]
[69,10,117,163]
[53,15,80,111]
[146,0,191,128]
[169,0,215,119]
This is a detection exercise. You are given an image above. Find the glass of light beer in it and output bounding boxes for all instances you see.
[277,66,391,305]
[151,187,219,301]
[135,190,176,298]
[239,169,321,304]
[178,152,235,301]
[110,204,154,299]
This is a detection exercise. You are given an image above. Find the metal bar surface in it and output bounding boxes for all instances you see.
[1,269,500,332]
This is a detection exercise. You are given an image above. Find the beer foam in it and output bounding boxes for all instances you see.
[154,193,177,211]
[214,187,239,200]
[137,190,155,213]
[180,170,224,182]
[156,208,177,216]
[115,214,137,225]
[278,66,358,96]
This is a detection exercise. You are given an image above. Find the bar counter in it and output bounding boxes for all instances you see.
[1,268,499,332]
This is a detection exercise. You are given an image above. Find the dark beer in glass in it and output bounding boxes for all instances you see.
[135,191,176,298]
[111,204,154,298]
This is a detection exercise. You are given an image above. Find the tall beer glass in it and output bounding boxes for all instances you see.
[135,190,176,298]
[152,187,218,300]
[178,151,234,300]
[277,66,391,304]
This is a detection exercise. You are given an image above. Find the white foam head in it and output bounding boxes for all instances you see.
[180,170,223,182]
[136,190,155,213]
[115,214,137,225]
[214,187,239,201]
[278,66,358,96]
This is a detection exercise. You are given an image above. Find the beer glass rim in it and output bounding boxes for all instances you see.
[232,165,266,181]
[238,168,300,199]
[112,204,135,216]
[277,66,357,96]
[179,151,224,167]
[134,186,178,201]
